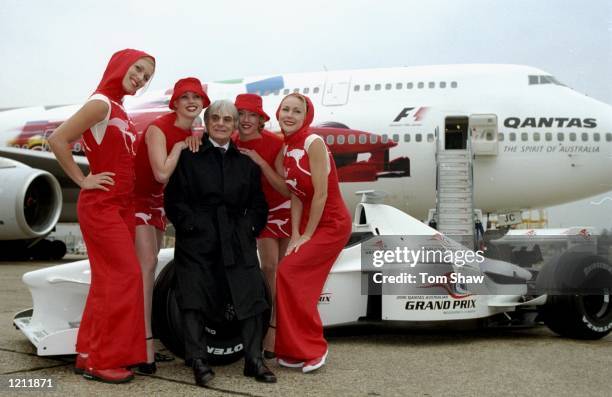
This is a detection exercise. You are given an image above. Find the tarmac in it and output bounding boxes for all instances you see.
[1,258,611,397]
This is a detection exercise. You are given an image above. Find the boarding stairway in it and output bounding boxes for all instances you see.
[435,138,476,249]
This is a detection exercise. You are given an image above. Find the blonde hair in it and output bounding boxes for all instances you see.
[281,93,308,113]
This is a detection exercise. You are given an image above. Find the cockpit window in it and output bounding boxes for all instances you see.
[528,75,565,86]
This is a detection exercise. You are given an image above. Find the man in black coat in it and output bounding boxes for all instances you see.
[164,100,276,386]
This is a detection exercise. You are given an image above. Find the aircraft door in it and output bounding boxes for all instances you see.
[322,73,351,106]
[444,116,469,150]
[470,114,498,155]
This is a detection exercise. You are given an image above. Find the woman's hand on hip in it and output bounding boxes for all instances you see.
[80,171,115,191]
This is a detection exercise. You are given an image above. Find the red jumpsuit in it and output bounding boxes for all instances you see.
[234,130,291,238]
[134,112,191,231]
[275,96,352,361]
[76,49,152,370]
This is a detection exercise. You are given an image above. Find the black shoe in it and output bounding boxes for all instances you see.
[244,358,277,383]
[135,362,157,375]
[192,358,215,387]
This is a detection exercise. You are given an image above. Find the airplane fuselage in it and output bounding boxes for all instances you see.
[3,64,611,223]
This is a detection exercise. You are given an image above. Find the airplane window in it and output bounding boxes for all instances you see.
[404,134,411,142]
[392,134,399,142]
[348,135,356,144]
[521,132,528,141]
[382,134,388,143]
[385,83,392,90]
[365,84,371,91]
[326,135,334,145]
[293,88,300,93]
[303,87,310,94]
[451,81,458,88]
[283,89,290,95]
[533,132,541,141]
[582,133,588,142]
[375,84,381,91]
[545,132,552,141]
[594,133,600,142]
[509,133,516,141]
[550,76,565,86]
[415,134,422,142]
[396,83,403,89]
[359,135,366,144]
[273,90,280,95]
[498,133,504,141]
[540,76,553,84]
[557,133,564,141]
[427,133,434,142]
[370,135,377,144]
[486,132,494,141]
[417,82,424,89]
[313,87,320,94]
[606,133,612,142]
[354,85,360,92]
[569,133,576,142]
[337,135,345,144]
[528,75,539,85]
[407,82,414,89]
[428,82,435,89]
[440,82,446,88]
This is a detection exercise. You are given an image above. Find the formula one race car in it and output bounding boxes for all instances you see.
[13,193,612,364]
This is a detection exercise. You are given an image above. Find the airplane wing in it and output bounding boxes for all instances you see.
[0,146,88,188]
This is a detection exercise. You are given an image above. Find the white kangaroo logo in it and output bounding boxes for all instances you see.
[268,200,291,212]
[286,179,306,196]
[286,148,311,176]
[108,117,136,155]
[135,212,152,225]
[266,218,290,237]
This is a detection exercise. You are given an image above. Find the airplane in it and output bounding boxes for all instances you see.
[0,64,611,259]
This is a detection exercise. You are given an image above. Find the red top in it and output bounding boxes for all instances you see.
[80,97,137,205]
[134,112,191,198]
[279,95,350,230]
[234,130,286,210]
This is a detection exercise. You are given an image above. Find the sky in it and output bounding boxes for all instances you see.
[0,0,611,227]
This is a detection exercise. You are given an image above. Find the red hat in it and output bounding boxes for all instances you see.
[234,93,270,121]
[169,77,211,110]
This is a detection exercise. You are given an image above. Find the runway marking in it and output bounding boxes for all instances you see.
[0,362,70,375]
[146,374,266,396]
[0,347,268,395]
[0,347,71,361]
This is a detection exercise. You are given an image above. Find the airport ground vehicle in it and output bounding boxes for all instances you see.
[13,196,612,364]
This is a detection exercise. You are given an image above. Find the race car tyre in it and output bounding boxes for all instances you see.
[539,255,612,340]
[152,259,271,365]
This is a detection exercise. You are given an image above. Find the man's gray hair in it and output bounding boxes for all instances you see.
[204,100,239,129]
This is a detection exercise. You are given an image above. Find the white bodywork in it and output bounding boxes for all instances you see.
[14,201,538,356]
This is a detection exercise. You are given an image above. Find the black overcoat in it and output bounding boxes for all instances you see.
[164,136,269,322]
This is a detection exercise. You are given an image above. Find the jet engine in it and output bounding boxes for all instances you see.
[0,158,62,248]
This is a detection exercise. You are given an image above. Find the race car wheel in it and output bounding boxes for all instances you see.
[152,259,271,365]
[539,256,612,340]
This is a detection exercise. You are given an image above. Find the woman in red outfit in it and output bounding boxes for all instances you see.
[233,93,290,357]
[274,93,352,373]
[134,77,209,372]
[48,49,155,384]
